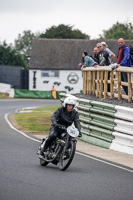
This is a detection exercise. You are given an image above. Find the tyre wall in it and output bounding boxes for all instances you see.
[60,93,133,155]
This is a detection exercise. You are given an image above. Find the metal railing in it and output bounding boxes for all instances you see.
[82,66,133,102]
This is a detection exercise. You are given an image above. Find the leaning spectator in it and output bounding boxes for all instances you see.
[101,41,115,63]
[91,47,99,63]
[78,51,99,70]
[97,43,111,66]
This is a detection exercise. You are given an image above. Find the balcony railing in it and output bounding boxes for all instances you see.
[82,66,133,102]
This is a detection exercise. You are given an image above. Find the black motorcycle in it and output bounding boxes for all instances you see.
[37,126,79,171]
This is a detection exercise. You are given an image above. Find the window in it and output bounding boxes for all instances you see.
[41,70,59,77]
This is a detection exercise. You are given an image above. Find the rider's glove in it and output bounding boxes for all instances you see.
[55,124,65,130]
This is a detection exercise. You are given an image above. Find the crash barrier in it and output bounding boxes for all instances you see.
[0,83,65,99]
[82,66,133,102]
[60,93,133,155]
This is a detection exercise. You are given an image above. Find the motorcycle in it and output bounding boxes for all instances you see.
[37,125,79,171]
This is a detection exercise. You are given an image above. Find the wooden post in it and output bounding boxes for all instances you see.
[96,71,100,97]
[100,71,103,98]
[92,71,95,94]
[88,71,92,94]
[118,71,122,100]
[87,71,89,94]
[83,71,87,94]
[104,71,108,99]
[128,72,132,102]
[110,71,114,99]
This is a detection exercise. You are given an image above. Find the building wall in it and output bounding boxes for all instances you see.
[29,69,83,93]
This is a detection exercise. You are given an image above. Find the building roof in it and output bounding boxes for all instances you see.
[30,38,133,70]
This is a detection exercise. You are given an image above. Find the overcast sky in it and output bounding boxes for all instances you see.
[0,0,133,44]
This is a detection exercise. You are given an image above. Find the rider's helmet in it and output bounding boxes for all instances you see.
[63,97,76,110]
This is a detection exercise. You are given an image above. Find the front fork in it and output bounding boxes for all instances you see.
[63,134,70,153]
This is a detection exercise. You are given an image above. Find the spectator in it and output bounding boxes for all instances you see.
[116,38,131,95]
[97,43,111,92]
[101,41,115,63]
[97,43,111,66]
[91,47,99,63]
[78,51,99,70]
[51,85,56,99]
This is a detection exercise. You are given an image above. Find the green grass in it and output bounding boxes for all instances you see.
[14,105,60,132]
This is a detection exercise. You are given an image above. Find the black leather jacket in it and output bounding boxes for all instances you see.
[98,49,111,66]
[51,106,81,132]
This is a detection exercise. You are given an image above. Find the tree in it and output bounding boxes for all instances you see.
[99,21,133,39]
[0,41,27,68]
[14,30,39,68]
[40,24,90,39]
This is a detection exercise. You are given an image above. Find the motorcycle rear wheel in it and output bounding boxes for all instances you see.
[59,140,76,171]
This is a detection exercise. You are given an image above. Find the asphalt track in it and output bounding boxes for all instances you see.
[0,99,133,200]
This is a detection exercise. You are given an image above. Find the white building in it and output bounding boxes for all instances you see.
[29,39,85,94]
[29,69,83,93]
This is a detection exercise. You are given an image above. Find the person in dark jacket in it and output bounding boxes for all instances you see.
[97,43,111,66]
[93,47,99,63]
[39,97,81,158]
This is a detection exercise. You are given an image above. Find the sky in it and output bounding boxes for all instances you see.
[0,0,133,44]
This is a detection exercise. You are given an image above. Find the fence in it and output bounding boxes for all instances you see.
[0,65,29,89]
[82,66,133,102]
[60,93,133,155]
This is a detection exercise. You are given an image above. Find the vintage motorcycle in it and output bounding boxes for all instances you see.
[37,125,79,171]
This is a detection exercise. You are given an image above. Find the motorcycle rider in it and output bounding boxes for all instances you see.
[39,97,81,159]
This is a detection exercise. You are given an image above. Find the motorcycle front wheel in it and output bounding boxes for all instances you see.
[59,140,76,171]
[40,159,49,166]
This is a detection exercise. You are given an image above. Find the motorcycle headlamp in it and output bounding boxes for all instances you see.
[67,126,79,137]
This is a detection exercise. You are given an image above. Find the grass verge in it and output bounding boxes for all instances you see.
[0,92,9,99]
[10,105,60,135]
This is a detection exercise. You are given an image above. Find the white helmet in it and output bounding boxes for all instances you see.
[63,97,76,108]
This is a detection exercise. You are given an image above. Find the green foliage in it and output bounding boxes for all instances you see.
[14,30,39,68]
[0,41,27,68]
[100,21,133,39]
[40,24,90,39]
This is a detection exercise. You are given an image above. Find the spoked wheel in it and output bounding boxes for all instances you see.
[59,141,76,171]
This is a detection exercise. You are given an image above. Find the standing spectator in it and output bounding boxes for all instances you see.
[78,51,99,70]
[101,41,115,63]
[97,43,111,92]
[117,38,131,95]
[51,85,56,99]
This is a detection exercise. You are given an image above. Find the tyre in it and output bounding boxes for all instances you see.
[59,141,76,171]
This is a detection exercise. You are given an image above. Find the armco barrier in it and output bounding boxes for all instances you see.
[60,93,133,155]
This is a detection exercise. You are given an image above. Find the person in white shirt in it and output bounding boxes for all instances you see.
[101,41,115,63]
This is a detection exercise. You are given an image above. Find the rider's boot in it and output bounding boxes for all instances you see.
[39,139,49,159]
